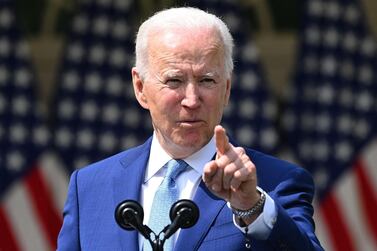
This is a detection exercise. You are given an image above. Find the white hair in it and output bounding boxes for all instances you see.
[134,7,234,79]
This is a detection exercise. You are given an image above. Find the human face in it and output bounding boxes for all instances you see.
[132,27,231,158]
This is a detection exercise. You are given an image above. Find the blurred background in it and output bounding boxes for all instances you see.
[1,0,376,250]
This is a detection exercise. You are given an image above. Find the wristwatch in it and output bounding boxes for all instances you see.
[231,190,266,219]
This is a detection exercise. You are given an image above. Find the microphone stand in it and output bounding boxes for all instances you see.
[145,223,176,250]
[145,229,165,251]
[115,199,199,251]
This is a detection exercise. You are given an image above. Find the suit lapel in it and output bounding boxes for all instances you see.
[112,138,152,251]
[174,181,226,251]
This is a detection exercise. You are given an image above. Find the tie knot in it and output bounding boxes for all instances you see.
[165,159,188,181]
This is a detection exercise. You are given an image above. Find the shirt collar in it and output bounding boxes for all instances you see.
[145,132,216,182]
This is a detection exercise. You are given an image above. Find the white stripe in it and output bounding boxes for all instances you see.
[360,138,377,193]
[313,201,334,251]
[335,167,376,251]
[40,151,69,211]
[3,180,50,251]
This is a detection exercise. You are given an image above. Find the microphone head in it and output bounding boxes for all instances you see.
[115,200,144,231]
[169,199,199,229]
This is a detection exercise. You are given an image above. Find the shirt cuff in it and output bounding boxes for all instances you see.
[228,186,277,240]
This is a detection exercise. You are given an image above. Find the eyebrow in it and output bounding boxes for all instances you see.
[201,72,217,78]
[162,70,220,79]
[163,70,183,78]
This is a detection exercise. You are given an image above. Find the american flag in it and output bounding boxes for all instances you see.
[0,1,66,250]
[283,0,377,250]
[51,0,152,171]
[188,0,279,154]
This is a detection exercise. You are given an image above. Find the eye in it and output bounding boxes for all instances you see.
[165,78,183,88]
[200,78,216,87]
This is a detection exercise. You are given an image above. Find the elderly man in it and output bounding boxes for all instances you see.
[57,7,324,251]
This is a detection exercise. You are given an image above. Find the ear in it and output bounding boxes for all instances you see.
[132,67,149,109]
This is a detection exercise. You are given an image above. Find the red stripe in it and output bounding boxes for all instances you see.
[24,166,62,250]
[354,158,377,244]
[0,206,21,251]
[320,192,356,251]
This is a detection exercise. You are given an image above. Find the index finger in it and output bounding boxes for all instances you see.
[215,125,230,155]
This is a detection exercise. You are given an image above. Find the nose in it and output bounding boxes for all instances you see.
[181,83,201,109]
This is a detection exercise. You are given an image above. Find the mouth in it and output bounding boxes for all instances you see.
[177,120,205,127]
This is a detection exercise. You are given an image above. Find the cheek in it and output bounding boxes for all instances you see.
[159,92,180,110]
[202,97,224,124]
[148,91,180,118]
[205,89,228,110]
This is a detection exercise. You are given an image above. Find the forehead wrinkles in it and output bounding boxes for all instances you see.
[149,27,224,61]
[149,42,225,77]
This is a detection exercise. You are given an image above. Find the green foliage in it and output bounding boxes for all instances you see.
[15,0,47,35]
[54,5,76,35]
[267,0,299,31]
[14,0,78,36]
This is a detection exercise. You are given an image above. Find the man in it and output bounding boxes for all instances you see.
[57,7,324,251]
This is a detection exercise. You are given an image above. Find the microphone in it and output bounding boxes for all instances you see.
[163,199,199,240]
[115,199,199,251]
[114,200,152,239]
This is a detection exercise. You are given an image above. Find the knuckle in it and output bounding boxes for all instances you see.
[249,161,256,170]
[246,163,254,172]
[219,155,231,166]
[235,147,245,155]
[234,169,242,178]
[224,163,236,176]
[223,169,232,177]
[241,154,249,162]
[215,158,225,167]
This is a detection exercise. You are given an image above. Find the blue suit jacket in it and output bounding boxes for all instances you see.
[57,137,323,251]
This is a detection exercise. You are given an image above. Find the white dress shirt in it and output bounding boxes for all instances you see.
[139,133,277,250]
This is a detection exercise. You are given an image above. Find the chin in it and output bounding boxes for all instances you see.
[175,132,209,149]
[166,133,209,158]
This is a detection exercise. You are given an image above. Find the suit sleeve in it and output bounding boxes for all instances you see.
[266,167,324,251]
[57,170,80,251]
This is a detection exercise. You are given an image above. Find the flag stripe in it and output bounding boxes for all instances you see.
[355,159,377,245]
[313,204,332,251]
[0,207,21,251]
[39,153,69,211]
[4,181,50,251]
[25,165,62,250]
[336,163,376,251]
[320,192,356,251]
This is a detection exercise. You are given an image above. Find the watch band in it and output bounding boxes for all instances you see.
[231,191,266,218]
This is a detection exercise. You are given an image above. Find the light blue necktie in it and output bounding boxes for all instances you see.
[144,159,188,251]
